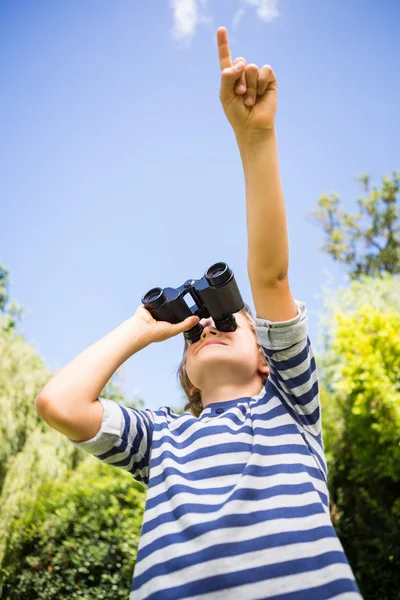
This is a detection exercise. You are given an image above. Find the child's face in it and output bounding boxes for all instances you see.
[185,312,269,395]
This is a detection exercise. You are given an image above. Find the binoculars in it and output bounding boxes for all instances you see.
[141,262,244,344]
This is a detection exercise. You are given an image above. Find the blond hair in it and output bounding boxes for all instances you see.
[176,303,268,418]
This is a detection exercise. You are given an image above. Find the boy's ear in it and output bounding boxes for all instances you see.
[257,346,270,375]
[259,364,270,375]
[258,354,270,375]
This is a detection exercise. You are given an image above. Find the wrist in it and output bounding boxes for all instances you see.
[119,317,153,355]
[235,126,276,153]
[235,127,278,172]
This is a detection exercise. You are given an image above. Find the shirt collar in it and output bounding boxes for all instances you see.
[200,396,252,416]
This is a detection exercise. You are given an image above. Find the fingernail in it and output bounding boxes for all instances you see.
[245,96,254,106]
[236,84,245,92]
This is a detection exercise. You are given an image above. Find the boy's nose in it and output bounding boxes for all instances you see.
[201,319,215,329]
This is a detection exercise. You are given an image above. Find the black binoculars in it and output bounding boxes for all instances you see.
[141,262,245,344]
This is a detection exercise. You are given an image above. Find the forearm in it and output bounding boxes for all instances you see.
[236,127,289,283]
[36,318,151,417]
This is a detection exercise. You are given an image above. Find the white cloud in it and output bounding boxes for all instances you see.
[170,0,211,40]
[169,0,280,41]
[232,7,246,31]
[244,0,280,23]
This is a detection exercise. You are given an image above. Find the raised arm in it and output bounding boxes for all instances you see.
[216,27,298,322]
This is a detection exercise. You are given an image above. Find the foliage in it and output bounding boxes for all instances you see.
[1,460,146,599]
[316,272,400,396]
[0,263,71,569]
[0,265,24,335]
[312,171,400,278]
[0,261,144,596]
[317,274,400,599]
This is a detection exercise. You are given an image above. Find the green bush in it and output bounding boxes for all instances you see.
[1,459,146,599]
[0,260,145,594]
[317,275,400,599]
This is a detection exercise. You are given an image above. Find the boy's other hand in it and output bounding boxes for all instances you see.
[217,27,277,139]
[132,305,200,344]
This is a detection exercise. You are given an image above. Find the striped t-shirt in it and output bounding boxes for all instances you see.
[68,299,363,599]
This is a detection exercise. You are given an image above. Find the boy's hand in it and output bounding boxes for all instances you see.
[132,305,200,344]
[217,27,277,138]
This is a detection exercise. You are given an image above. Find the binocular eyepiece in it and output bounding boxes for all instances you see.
[141,262,245,343]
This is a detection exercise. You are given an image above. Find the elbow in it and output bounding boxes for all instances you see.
[248,266,289,288]
[35,385,59,419]
[35,392,65,428]
[247,258,289,287]
[35,392,51,419]
[35,379,62,417]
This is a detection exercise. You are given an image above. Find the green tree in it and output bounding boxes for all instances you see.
[1,460,146,599]
[0,263,145,596]
[312,171,400,278]
[317,274,400,599]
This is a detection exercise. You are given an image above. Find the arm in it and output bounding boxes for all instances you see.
[236,128,289,284]
[35,306,199,440]
[217,27,298,322]
[236,129,298,321]
[35,317,152,435]
[35,318,155,482]
[36,308,198,483]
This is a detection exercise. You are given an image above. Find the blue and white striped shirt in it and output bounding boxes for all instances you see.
[68,299,363,599]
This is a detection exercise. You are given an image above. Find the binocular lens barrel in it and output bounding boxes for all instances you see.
[142,287,165,308]
[205,262,232,287]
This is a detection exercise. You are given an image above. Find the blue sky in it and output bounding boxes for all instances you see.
[1,0,399,411]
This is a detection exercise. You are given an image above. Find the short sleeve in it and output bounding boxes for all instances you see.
[254,300,321,438]
[67,397,156,485]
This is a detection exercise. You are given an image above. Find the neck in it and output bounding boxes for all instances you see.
[200,375,264,409]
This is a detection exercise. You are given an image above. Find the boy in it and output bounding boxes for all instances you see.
[36,27,363,600]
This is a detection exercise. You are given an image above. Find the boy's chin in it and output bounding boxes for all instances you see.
[195,350,233,362]
[194,360,254,378]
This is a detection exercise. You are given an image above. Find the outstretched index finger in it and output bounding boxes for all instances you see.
[217,27,232,71]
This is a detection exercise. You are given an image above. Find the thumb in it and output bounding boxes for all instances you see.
[220,61,245,104]
[173,315,200,335]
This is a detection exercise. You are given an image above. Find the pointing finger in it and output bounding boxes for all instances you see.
[217,27,232,71]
